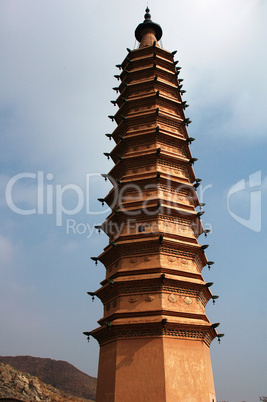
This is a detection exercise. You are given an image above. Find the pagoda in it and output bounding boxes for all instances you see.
[84,8,222,402]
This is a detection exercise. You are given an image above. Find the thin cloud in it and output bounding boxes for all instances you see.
[0,234,15,265]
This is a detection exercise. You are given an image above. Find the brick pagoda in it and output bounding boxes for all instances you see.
[84,8,221,402]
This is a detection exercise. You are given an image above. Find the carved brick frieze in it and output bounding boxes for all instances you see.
[98,281,211,310]
[92,324,214,347]
[158,159,190,180]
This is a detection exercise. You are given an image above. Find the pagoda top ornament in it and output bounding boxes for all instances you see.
[135,7,163,43]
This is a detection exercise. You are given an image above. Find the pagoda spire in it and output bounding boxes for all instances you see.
[135,7,163,48]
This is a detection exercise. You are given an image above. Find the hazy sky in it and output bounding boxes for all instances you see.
[0,1,267,401]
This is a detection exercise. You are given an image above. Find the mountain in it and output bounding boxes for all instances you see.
[0,356,96,401]
[0,362,94,401]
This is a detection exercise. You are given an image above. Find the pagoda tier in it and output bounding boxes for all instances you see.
[86,8,219,402]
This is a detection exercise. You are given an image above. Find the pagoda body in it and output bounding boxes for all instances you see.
[86,9,219,402]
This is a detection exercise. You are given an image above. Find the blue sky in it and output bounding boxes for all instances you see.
[0,1,267,401]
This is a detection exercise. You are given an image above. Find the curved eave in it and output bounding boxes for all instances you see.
[109,129,192,162]
[97,236,208,268]
[107,150,195,182]
[111,119,188,144]
[89,320,218,347]
[94,274,213,301]
[103,176,200,210]
[117,76,179,99]
[111,125,193,147]
[120,55,176,82]
[120,45,174,70]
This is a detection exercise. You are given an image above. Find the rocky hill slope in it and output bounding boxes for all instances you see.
[0,362,94,401]
[0,356,96,401]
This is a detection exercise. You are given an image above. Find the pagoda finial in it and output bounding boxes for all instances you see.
[144,7,151,20]
[135,7,163,46]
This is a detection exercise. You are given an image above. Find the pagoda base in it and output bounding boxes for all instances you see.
[96,337,216,402]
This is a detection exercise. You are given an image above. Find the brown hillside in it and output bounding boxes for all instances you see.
[0,356,96,401]
[0,362,93,401]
